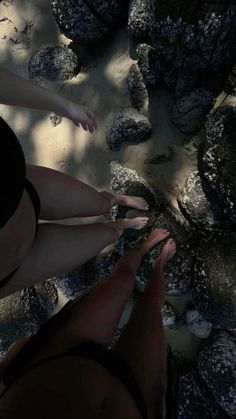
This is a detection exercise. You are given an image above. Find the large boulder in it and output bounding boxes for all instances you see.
[136,43,160,85]
[128,63,149,115]
[28,46,80,83]
[0,288,47,357]
[185,309,212,339]
[192,232,236,329]
[197,332,236,418]
[177,171,227,230]
[128,0,150,38]
[201,106,236,226]
[50,0,127,44]
[177,372,229,419]
[149,1,236,72]
[106,108,151,151]
[171,88,214,134]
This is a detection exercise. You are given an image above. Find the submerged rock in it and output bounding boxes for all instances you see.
[106,108,151,151]
[28,45,80,82]
[177,171,225,230]
[192,232,236,329]
[50,0,126,44]
[0,288,47,357]
[136,43,160,85]
[34,280,58,311]
[55,260,95,299]
[201,106,236,226]
[128,0,150,38]
[172,88,214,134]
[197,332,236,418]
[177,372,229,419]
[186,309,212,339]
[161,301,177,327]
[128,63,149,115]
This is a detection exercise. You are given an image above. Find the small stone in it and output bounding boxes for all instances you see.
[49,113,62,127]
[186,309,212,338]
[128,0,150,38]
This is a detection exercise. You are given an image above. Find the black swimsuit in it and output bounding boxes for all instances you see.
[0,178,41,288]
[0,299,148,419]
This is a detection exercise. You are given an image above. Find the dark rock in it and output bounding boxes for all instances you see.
[106,108,151,151]
[128,63,149,115]
[177,171,225,230]
[201,106,236,226]
[161,301,177,327]
[128,0,150,38]
[149,2,236,72]
[177,372,229,419]
[94,250,120,283]
[34,280,58,311]
[28,45,80,82]
[186,309,212,339]
[0,288,47,357]
[50,0,126,44]
[225,64,236,96]
[192,232,236,329]
[55,260,95,299]
[175,68,197,99]
[136,43,160,85]
[197,331,236,418]
[171,88,214,134]
[49,113,62,127]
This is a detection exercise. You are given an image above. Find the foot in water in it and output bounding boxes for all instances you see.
[158,238,176,264]
[141,228,170,253]
[101,191,149,211]
[107,217,149,237]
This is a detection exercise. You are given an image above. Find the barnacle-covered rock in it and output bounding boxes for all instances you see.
[153,208,198,296]
[106,108,151,151]
[201,106,236,226]
[34,280,58,311]
[177,372,229,418]
[0,288,47,357]
[128,63,149,115]
[128,0,150,38]
[136,43,160,85]
[177,171,225,230]
[197,332,236,418]
[149,2,236,72]
[225,64,236,96]
[172,88,214,134]
[28,46,80,82]
[55,260,95,299]
[50,0,126,44]
[186,309,212,339]
[192,232,236,329]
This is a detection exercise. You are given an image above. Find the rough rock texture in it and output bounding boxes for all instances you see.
[149,1,236,72]
[34,280,58,311]
[128,63,149,115]
[50,0,126,44]
[106,108,151,151]
[55,261,95,299]
[225,64,236,96]
[49,113,62,127]
[0,288,47,357]
[177,171,225,230]
[197,332,236,418]
[177,372,229,419]
[128,0,150,38]
[192,232,236,329]
[201,106,236,226]
[28,46,80,82]
[186,309,212,339]
[136,43,160,85]
[171,88,214,134]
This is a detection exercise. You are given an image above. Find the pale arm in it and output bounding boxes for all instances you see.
[0,66,97,132]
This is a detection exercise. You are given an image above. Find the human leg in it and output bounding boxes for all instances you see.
[44,229,170,349]
[26,165,149,220]
[114,239,176,419]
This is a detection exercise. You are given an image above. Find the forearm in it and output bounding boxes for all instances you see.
[0,66,68,114]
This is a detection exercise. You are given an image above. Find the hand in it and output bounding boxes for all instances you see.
[60,100,97,133]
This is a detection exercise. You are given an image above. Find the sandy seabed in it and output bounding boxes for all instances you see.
[0,0,213,360]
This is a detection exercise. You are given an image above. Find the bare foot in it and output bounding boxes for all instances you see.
[158,238,176,264]
[141,228,170,252]
[116,194,149,211]
[107,217,149,236]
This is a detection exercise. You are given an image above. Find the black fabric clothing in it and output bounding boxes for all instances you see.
[0,117,26,229]
[0,298,148,419]
[0,178,41,288]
